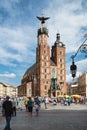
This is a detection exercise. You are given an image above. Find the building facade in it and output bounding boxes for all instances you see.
[18,16,66,97]
[67,82,78,95]
[78,72,87,97]
[0,82,17,98]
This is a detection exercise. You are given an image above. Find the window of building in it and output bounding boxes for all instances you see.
[60,82,64,86]
[60,70,62,74]
[44,50,46,54]
[44,45,46,48]
[44,35,46,38]
[44,62,46,66]
[60,51,62,55]
[45,69,46,72]
[45,75,46,79]
[45,85,47,90]
[60,58,62,62]
[60,76,62,80]
[46,81,48,84]
[44,56,46,60]
[60,64,62,68]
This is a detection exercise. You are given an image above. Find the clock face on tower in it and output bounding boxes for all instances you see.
[51,69,56,78]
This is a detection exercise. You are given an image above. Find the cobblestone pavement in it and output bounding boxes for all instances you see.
[0,103,87,130]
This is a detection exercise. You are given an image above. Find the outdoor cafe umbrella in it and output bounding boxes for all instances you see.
[71,94,81,98]
[64,95,70,98]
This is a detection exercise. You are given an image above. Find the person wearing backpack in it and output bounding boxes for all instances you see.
[28,97,34,117]
[2,96,13,130]
[34,96,40,116]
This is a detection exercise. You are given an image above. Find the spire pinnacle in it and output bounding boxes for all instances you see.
[56,33,60,41]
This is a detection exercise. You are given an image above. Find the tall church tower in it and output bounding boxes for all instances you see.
[36,16,51,96]
[51,33,66,94]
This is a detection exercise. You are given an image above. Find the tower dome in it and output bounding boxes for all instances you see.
[38,24,48,36]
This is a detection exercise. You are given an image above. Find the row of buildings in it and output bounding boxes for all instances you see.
[0,72,87,98]
[0,82,17,98]
[67,72,87,97]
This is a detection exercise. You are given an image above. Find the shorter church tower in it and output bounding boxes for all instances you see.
[51,33,66,95]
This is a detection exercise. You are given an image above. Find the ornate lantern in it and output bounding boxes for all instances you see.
[70,61,77,78]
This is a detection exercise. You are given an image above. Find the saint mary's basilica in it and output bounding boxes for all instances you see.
[18,16,67,97]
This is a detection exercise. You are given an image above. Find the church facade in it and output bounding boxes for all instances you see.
[18,16,67,97]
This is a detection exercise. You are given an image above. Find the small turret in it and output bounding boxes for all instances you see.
[55,33,65,47]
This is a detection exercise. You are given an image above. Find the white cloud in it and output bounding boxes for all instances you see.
[0,26,36,66]
[66,71,82,82]
[76,58,87,72]
[46,0,87,53]
[0,73,16,78]
[66,73,73,82]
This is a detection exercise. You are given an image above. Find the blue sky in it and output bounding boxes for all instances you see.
[0,0,87,86]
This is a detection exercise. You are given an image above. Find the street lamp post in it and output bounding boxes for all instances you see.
[70,34,87,78]
[70,57,77,78]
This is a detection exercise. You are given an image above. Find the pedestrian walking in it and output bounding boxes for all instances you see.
[34,96,40,116]
[67,97,71,106]
[44,97,49,109]
[27,97,34,117]
[24,97,29,112]
[12,98,16,116]
[2,96,13,130]
[18,98,23,111]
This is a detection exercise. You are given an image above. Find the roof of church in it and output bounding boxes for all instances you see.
[23,63,36,78]
[23,59,56,79]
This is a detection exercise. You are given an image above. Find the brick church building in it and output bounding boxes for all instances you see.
[18,16,67,97]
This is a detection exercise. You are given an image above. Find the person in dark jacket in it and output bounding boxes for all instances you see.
[34,96,40,116]
[28,97,34,117]
[2,96,13,130]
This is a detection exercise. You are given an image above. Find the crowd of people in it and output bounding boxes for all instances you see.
[0,95,86,130]
[24,96,41,117]
[0,96,45,130]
